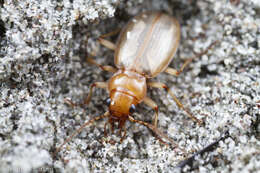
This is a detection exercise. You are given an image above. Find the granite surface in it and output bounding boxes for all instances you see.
[0,0,259,172]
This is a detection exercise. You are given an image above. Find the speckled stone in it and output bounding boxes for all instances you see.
[0,0,259,172]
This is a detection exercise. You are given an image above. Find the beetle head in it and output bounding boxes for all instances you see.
[106,91,136,121]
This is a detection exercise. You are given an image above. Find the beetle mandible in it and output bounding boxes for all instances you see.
[57,11,216,152]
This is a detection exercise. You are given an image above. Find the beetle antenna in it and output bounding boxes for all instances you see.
[56,111,110,153]
[128,116,185,153]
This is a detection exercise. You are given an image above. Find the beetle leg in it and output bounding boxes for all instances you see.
[143,97,159,127]
[110,122,115,134]
[128,116,184,151]
[147,82,202,125]
[121,126,127,143]
[86,57,117,73]
[86,30,119,72]
[119,125,127,143]
[104,122,109,137]
[165,41,218,76]
[64,98,79,107]
[100,28,121,38]
[97,28,121,50]
[84,82,107,105]
[128,116,168,146]
[192,40,219,58]
[56,111,110,153]
[98,38,116,50]
[165,58,193,76]
[64,82,107,108]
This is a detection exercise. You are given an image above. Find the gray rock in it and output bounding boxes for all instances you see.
[0,0,259,172]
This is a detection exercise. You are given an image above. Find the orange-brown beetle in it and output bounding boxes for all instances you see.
[57,11,216,152]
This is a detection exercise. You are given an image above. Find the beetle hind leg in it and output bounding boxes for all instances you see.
[165,58,193,76]
[165,41,218,76]
[98,28,121,51]
[86,57,117,73]
[86,29,121,72]
[98,38,116,50]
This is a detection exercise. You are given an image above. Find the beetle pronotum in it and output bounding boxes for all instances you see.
[57,11,216,152]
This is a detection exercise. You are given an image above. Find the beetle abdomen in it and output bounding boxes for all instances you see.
[115,11,181,77]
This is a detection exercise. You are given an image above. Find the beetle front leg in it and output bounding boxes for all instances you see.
[119,125,127,143]
[65,82,107,107]
[104,122,109,137]
[56,111,110,153]
[143,97,159,127]
[147,82,202,125]
[128,116,184,151]
[84,82,107,105]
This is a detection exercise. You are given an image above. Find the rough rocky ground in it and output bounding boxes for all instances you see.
[0,0,259,172]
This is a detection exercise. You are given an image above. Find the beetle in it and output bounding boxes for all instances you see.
[57,11,216,152]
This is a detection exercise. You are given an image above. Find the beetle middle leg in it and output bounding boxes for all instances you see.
[147,82,202,124]
[143,97,159,127]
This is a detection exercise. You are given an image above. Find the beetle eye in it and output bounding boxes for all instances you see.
[105,98,111,106]
[129,104,136,114]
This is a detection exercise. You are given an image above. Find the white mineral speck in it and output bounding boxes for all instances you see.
[0,0,259,172]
